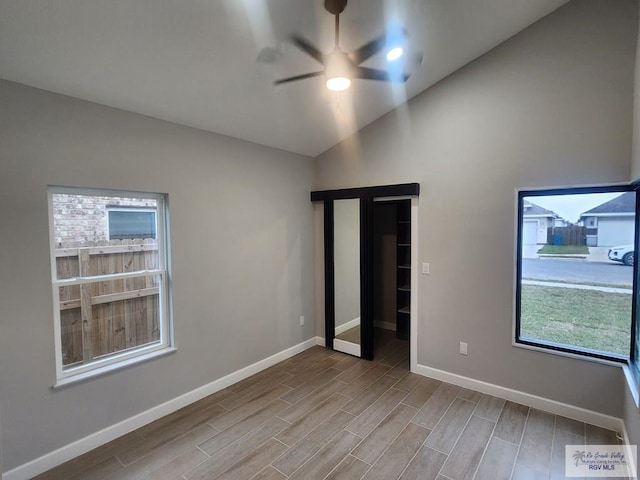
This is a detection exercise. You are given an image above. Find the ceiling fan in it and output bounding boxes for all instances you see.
[275,0,411,91]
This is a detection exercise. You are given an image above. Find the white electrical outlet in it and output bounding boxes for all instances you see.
[299,316,305,326]
[422,262,430,274]
[459,342,468,355]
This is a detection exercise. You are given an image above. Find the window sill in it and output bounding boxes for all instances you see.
[52,347,177,390]
[513,339,627,368]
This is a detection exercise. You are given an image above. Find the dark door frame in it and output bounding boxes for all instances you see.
[311,183,420,360]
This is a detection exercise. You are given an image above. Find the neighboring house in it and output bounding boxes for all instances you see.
[522,201,561,245]
[579,192,635,247]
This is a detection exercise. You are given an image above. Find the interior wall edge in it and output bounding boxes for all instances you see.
[1,337,319,480]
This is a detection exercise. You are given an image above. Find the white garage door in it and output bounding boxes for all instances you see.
[597,218,635,247]
[522,220,538,245]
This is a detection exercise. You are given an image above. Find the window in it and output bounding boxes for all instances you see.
[48,187,172,385]
[108,208,156,240]
[515,185,635,362]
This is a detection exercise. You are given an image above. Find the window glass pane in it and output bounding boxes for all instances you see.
[518,190,634,359]
[52,193,159,279]
[58,274,161,367]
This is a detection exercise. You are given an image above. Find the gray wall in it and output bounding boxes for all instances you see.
[315,0,636,416]
[0,79,314,471]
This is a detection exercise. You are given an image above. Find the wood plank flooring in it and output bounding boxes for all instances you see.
[34,331,621,480]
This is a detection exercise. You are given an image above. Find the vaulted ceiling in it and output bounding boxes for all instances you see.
[0,0,569,156]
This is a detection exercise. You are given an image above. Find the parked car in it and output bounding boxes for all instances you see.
[608,244,634,266]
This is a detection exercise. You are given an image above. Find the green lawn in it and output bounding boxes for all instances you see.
[536,245,589,255]
[520,284,631,356]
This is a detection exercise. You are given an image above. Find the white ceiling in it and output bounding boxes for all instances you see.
[0,0,569,157]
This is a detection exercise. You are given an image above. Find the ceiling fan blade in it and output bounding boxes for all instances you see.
[274,71,325,85]
[354,67,410,83]
[349,34,387,65]
[349,28,409,65]
[291,34,325,65]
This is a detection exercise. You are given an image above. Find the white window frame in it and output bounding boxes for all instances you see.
[48,186,174,387]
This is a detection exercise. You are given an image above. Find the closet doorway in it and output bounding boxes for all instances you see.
[371,199,411,363]
[311,184,419,362]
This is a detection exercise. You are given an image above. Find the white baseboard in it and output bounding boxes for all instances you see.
[334,317,360,336]
[3,337,319,480]
[374,321,396,331]
[414,364,624,432]
[315,336,326,347]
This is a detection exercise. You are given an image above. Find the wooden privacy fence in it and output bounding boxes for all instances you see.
[546,226,586,246]
[56,239,160,367]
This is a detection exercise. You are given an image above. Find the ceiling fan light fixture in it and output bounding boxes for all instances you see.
[386,47,404,62]
[325,50,352,91]
[326,76,351,91]
[274,0,413,90]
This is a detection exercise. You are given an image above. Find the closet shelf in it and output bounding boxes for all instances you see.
[398,264,411,269]
[398,306,411,314]
[397,243,411,247]
[398,285,411,292]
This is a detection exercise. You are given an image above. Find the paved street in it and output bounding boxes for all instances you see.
[521,258,633,286]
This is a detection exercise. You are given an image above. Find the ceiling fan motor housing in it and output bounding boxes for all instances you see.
[324,0,347,15]
[326,50,354,79]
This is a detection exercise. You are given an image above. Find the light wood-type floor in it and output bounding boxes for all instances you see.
[34,330,621,480]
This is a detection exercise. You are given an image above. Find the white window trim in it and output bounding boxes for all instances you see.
[53,346,178,389]
[48,186,173,386]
